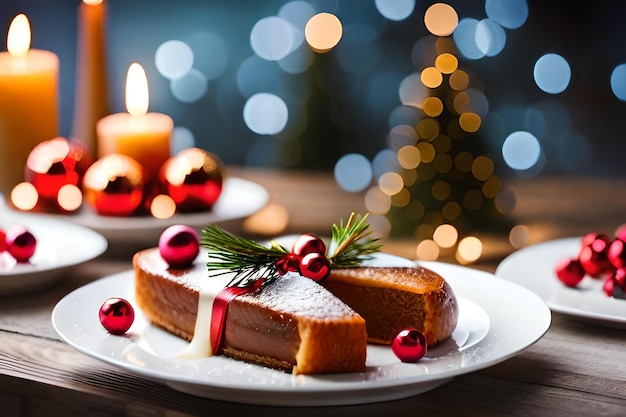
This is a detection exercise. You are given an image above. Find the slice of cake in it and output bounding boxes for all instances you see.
[322,266,458,346]
[133,247,368,375]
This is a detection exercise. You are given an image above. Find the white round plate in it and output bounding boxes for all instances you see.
[52,259,550,406]
[33,177,268,245]
[496,237,626,327]
[0,210,107,294]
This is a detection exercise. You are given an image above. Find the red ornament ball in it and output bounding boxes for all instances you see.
[275,252,301,275]
[292,233,326,257]
[158,225,200,268]
[99,297,135,335]
[158,147,223,212]
[578,235,613,278]
[5,225,37,262]
[82,154,144,216]
[554,257,586,287]
[392,328,427,363]
[25,137,82,202]
[299,252,331,282]
[0,229,6,253]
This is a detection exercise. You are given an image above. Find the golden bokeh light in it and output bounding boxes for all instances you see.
[471,155,494,181]
[442,201,462,220]
[433,223,458,248]
[423,97,444,117]
[456,236,483,264]
[454,150,473,172]
[433,134,452,153]
[57,184,82,212]
[243,203,289,235]
[482,175,502,198]
[421,66,443,88]
[378,172,404,196]
[416,239,440,261]
[449,69,470,90]
[433,153,453,173]
[435,53,458,74]
[459,112,482,132]
[305,13,343,53]
[364,186,392,214]
[416,222,435,240]
[424,3,459,37]
[150,194,176,219]
[431,180,451,200]
[10,182,38,211]
[416,142,436,163]
[398,145,421,169]
[401,167,418,186]
[416,118,440,141]
[391,187,411,207]
[509,224,530,249]
[417,160,436,181]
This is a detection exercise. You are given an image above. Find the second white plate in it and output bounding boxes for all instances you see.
[496,237,626,327]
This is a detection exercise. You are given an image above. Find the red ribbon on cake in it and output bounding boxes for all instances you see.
[210,279,263,355]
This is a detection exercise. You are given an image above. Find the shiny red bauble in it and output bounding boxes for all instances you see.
[158,225,200,268]
[554,258,586,287]
[5,225,37,262]
[99,297,135,335]
[275,252,301,275]
[299,252,331,282]
[578,235,613,278]
[82,154,144,216]
[391,328,427,363]
[24,137,91,203]
[158,147,223,212]
[292,233,326,257]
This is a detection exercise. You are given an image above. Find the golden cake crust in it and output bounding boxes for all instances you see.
[323,266,458,346]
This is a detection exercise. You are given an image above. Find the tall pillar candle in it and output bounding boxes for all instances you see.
[97,63,172,182]
[0,14,59,196]
[72,0,109,156]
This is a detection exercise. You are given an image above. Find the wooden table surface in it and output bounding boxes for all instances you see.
[1,168,625,417]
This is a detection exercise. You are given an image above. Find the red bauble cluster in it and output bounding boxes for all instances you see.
[16,142,223,218]
[391,328,427,363]
[555,231,626,299]
[0,225,37,264]
[99,297,135,335]
[275,234,331,282]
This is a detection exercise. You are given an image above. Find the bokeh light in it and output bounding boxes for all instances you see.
[424,3,458,37]
[365,185,391,214]
[243,93,289,135]
[305,12,343,53]
[433,223,458,248]
[534,53,571,94]
[456,236,482,264]
[251,16,295,61]
[509,224,530,249]
[57,184,82,212]
[485,0,529,29]
[334,153,373,192]
[171,127,196,155]
[475,18,506,57]
[416,239,439,261]
[150,194,176,219]
[10,182,38,211]
[610,63,626,101]
[453,18,484,60]
[502,131,542,171]
[243,203,289,235]
[170,68,208,103]
[375,0,415,21]
[155,40,194,80]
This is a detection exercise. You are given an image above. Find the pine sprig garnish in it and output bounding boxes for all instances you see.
[201,212,382,288]
[328,212,382,268]
[201,224,288,287]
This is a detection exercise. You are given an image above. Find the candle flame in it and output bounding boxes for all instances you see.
[7,14,31,56]
[83,0,104,5]
[125,63,149,117]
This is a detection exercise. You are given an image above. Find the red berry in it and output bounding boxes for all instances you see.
[0,228,6,253]
[292,233,326,257]
[578,236,613,278]
[5,226,37,262]
[555,257,586,287]
[275,253,301,275]
[608,238,626,269]
[158,225,200,268]
[603,275,615,297]
[392,328,427,362]
[581,232,608,248]
[299,252,331,282]
[99,297,135,335]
